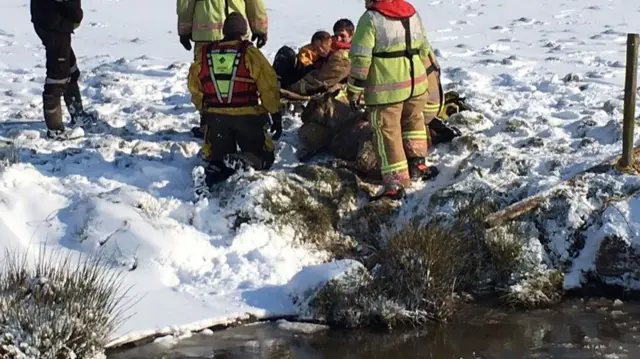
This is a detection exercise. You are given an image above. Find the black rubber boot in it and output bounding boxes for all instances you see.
[64,81,96,127]
[64,82,82,119]
[408,157,439,181]
[204,161,235,187]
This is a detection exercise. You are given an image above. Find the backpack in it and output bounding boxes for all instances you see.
[272,45,299,89]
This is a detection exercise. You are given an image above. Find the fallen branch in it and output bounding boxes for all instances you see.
[484,146,640,228]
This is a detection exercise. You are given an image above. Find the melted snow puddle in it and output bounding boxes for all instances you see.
[108,299,640,359]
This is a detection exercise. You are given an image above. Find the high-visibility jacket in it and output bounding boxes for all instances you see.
[347,2,432,106]
[188,39,280,116]
[177,0,268,42]
[422,51,444,119]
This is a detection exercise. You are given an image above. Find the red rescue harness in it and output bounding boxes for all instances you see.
[198,40,260,108]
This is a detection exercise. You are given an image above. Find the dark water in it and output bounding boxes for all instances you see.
[108,299,640,359]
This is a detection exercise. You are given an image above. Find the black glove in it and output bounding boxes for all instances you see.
[252,33,268,49]
[180,34,192,51]
[349,100,360,112]
[270,112,283,141]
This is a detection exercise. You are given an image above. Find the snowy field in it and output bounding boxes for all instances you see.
[1,0,640,348]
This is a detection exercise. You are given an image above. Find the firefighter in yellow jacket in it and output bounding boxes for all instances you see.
[178,0,269,138]
[177,0,268,56]
[346,0,439,200]
[187,13,282,187]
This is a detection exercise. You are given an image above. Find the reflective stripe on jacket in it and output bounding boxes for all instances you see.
[422,51,444,119]
[199,40,260,108]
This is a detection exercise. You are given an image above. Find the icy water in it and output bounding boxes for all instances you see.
[108,299,640,359]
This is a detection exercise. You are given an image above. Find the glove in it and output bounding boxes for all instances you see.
[252,33,268,49]
[347,89,362,111]
[180,34,192,51]
[270,112,283,141]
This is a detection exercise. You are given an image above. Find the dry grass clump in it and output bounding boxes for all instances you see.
[308,193,554,329]
[0,246,132,359]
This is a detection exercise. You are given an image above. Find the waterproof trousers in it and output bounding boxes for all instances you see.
[34,26,84,130]
[201,113,275,170]
[367,91,429,188]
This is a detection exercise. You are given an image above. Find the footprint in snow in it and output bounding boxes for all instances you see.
[513,17,535,25]
[0,29,14,38]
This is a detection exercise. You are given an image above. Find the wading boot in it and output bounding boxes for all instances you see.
[43,93,84,140]
[64,82,96,127]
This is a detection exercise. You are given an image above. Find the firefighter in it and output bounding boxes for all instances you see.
[346,0,439,200]
[177,0,269,138]
[287,26,353,97]
[294,19,355,161]
[187,12,282,187]
[30,0,92,140]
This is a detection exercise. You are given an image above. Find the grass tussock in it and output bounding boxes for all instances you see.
[262,165,359,258]
[501,269,564,308]
[309,192,557,329]
[0,246,133,359]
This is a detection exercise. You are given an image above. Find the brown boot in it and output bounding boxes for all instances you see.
[43,93,64,131]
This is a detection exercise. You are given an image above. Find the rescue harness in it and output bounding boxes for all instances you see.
[199,40,260,108]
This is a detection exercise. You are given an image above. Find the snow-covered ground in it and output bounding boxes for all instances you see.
[1,0,640,349]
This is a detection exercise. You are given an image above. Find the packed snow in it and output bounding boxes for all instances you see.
[1,0,640,349]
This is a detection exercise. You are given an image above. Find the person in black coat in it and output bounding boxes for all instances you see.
[30,0,91,140]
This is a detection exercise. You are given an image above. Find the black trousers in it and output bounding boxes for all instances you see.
[34,26,80,96]
[202,113,275,171]
[34,26,83,130]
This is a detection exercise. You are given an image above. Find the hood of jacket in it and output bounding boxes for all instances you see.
[369,0,416,19]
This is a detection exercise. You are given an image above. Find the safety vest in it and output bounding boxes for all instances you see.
[198,40,259,108]
[348,11,431,105]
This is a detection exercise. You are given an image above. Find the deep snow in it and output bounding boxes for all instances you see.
[1,0,640,349]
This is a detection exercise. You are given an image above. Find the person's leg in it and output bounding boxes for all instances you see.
[234,114,275,170]
[202,114,237,185]
[35,26,71,132]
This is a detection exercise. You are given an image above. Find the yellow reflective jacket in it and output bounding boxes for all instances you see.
[188,40,280,116]
[177,0,268,42]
